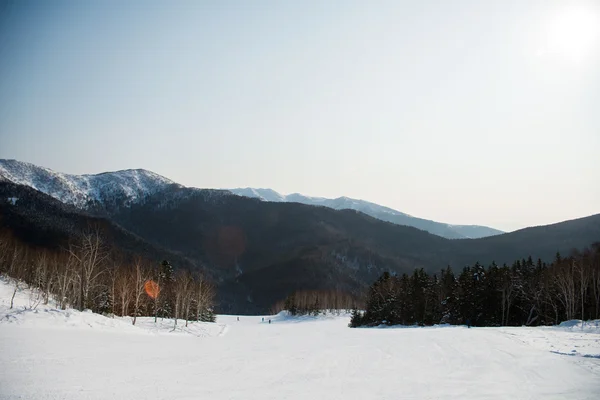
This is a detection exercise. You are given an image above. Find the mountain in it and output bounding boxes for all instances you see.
[230,188,286,202]
[450,224,507,239]
[0,159,177,210]
[0,180,195,270]
[230,188,504,239]
[0,160,503,239]
[2,159,599,314]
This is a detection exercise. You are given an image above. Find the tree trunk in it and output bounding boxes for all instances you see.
[10,282,18,309]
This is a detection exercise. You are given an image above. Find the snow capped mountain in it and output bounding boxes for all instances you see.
[0,159,503,239]
[229,188,504,239]
[231,188,286,202]
[0,159,178,209]
[231,189,403,214]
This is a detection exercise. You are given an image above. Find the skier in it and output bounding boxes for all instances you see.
[466,318,471,328]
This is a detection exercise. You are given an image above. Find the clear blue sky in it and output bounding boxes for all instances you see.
[1,0,599,232]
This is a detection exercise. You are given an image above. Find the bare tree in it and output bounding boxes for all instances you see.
[173,270,194,329]
[33,250,54,305]
[577,250,591,324]
[153,264,162,323]
[498,268,517,326]
[554,258,576,320]
[7,241,26,280]
[9,279,19,309]
[69,230,109,310]
[0,231,12,274]
[591,244,600,319]
[115,265,133,317]
[180,271,196,327]
[105,253,124,315]
[54,251,77,310]
[194,273,215,322]
[132,259,151,325]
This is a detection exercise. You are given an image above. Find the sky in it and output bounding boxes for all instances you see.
[0,0,599,232]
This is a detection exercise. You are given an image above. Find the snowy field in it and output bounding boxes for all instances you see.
[1,278,599,399]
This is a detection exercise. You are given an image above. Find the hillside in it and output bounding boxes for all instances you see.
[110,187,600,312]
[1,160,599,313]
[452,214,600,264]
[0,181,196,272]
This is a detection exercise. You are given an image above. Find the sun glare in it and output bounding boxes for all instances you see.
[543,6,600,63]
[144,280,160,300]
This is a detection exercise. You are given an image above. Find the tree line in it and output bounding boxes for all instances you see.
[272,289,361,316]
[0,228,215,326]
[350,243,600,327]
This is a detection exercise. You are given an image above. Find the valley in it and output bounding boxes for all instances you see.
[1,159,599,313]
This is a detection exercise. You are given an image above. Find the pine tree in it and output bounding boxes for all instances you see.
[154,260,174,320]
[284,293,298,315]
[439,266,457,324]
[349,308,363,327]
[350,248,598,329]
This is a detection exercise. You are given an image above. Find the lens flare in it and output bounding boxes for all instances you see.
[144,280,160,299]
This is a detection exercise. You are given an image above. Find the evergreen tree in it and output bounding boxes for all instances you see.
[284,293,298,315]
[349,308,363,327]
[339,248,598,329]
[154,260,174,319]
[439,266,457,324]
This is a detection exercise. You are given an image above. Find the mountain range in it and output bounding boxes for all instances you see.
[0,159,502,239]
[1,159,599,313]
[230,188,503,239]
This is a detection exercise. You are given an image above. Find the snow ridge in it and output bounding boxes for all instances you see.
[230,188,504,239]
[0,159,178,209]
[231,188,410,217]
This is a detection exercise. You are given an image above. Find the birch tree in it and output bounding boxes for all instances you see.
[132,259,151,325]
[69,230,109,310]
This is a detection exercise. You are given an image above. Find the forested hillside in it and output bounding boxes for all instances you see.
[1,180,599,313]
[350,246,600,327]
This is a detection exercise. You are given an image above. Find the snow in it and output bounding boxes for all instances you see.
[228,187,505,239]
[497,322,600,371]
[230,188,287,202]
[0,276,224,337]
[1,279,599,399]
[230,188,412,217]
[0,159,177,209]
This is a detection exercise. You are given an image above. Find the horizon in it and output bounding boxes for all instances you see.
[1,1,599,232]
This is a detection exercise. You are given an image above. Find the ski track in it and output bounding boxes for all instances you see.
[1,314,599,400]
[1,280,599,399]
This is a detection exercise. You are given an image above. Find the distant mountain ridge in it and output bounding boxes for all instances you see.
[230,188,504,239]
[0,159,502,238]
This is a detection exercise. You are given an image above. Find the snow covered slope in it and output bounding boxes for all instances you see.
[0,159,177,209]
[0,276,225,336]
[230,187,286,202]
[230,188,504,239]
[1,276,599,400]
